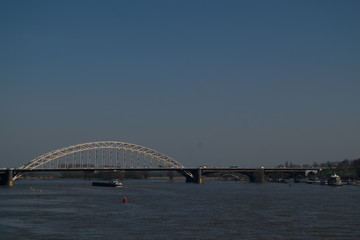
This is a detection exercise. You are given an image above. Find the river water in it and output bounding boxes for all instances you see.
[1,179,359,240]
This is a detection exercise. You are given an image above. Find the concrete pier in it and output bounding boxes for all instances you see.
[248,168,265,183]
[185,168,202,184]
[0,169,13,187]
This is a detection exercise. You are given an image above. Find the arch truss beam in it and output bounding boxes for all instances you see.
[19,141,184,170]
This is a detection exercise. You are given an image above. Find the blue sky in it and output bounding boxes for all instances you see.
[1,0,359,168]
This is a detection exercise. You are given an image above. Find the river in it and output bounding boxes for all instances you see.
[1,180,359,239]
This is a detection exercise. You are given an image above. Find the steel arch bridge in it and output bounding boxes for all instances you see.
[14,141,185,180]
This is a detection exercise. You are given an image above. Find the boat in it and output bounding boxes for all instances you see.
[92,180,123,187]
[328,174,342,186]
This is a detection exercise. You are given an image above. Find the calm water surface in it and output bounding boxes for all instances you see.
[1,180,359,239]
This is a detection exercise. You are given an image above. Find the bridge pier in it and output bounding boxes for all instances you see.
[185,168,202,184]
[0,169,14,187]
[248,169,265,183]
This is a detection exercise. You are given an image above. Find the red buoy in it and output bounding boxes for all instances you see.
[123,196,127,204]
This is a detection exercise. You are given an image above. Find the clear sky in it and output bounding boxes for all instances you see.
[1,0,359,168]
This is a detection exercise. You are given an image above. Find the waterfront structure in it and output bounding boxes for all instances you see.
[0,141,320,186]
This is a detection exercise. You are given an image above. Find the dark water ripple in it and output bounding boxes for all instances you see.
[1,180,360,239]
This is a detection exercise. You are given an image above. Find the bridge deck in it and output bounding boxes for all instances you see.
[13,167,316,172]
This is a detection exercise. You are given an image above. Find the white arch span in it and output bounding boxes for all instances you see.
[19,141,184,170]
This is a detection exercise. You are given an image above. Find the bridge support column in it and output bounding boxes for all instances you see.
[249,169,265,183]
[0,169,14,187]
[185,168,202,184]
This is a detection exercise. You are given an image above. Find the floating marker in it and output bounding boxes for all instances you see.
[123,196,127,204]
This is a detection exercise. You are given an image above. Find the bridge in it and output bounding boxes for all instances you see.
[0,141,320,186]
